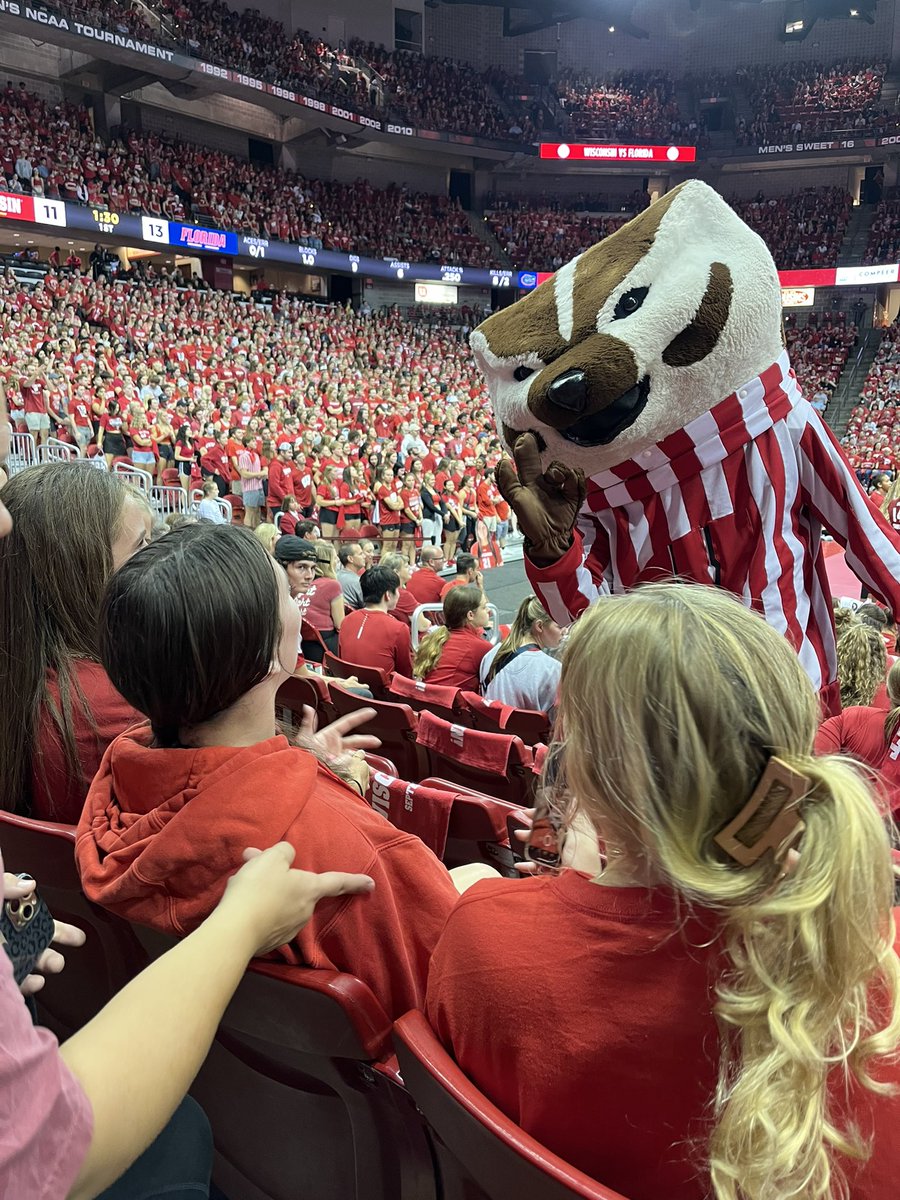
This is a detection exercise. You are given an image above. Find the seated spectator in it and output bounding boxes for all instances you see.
[337,542,366,610]
[197,480,227,524]
[815,659,900,815]
[77,523,460,1020]
[0,463,150,823]
[378,551,429,632]
[479,595,563,718]
[297,519,320,541]
[439,552,482,600]
[277,495,301,537]
[273,535,341,660]
[426,583,900,1198]
[836,621,886,709]
[414,585,492,691]
[254,522,278,556]
[407,545,448,606]
[338,566,413,677]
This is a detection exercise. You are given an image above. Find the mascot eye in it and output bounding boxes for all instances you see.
[513,365,535,382]
[614,287,649,320]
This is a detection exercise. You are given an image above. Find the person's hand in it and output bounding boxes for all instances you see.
[513,807,603,877]
[294,706,381,774]
[220,844,374,955]
[496,433,585,567]
[2,873,87,996]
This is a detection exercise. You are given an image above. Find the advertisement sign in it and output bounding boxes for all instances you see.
[540,142,697,163]
[781,287,816,308]
[835,263,900,286]
[415,282,458,304]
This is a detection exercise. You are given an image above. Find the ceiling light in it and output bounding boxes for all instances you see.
[608,24,615,31]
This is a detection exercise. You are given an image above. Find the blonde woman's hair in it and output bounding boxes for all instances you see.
[554,583,899,1200]
[253,523,277,555]
[414,584,483,679]
[836,622,887,709]
[884,658,900,742]
[379,552,407,574]
[484,593,552,686]
[831,600,856,636]
[314,541,337,579]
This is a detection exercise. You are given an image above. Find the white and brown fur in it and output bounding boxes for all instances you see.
[470,180,785,475]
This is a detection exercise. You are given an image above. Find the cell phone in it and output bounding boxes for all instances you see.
[0,874,55,986]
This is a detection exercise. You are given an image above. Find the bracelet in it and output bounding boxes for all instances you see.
[348,778,365,797]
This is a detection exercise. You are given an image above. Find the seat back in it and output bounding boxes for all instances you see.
[324,650,391,699]
[407,775,527,875]
[150,484,189,516]
[276,672,338,728]
[388,675,468,723]
[329,688,428,782]
[0,811,150,1038]
[459,692,552,746]
[126,935,435,1200]
[415,712,535,806]
[394,1011,629,1200]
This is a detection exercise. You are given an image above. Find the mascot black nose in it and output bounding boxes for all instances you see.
[547,369,588,413]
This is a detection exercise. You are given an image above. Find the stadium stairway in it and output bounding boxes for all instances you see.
[880,65,900,113]
[470,211,512,268]
[825,326,883,437]
[838,202,877,266]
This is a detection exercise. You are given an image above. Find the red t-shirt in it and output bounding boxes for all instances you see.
[338,608,413,677]
[427,873,900,1200]
[423,628,491,692]
[390,587,419,629]
[407,568,447,606]
[377,484,402,527]
[815,705,900,814]
[295,578,342,632]
[31,660,142,824]
[20,381,44,414]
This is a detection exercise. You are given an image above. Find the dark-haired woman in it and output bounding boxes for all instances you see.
[98,400,127,468]
[0,463,151,822]
[77,523,463,1020]
[174,424,195,480]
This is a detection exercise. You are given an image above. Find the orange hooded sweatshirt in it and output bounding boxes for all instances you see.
[76,726,457,1019]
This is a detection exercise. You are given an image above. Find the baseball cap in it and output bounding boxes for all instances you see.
[273,536,317,565]
[277,441,292,452]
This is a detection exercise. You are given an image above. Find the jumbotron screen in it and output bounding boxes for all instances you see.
[540,142,698,163]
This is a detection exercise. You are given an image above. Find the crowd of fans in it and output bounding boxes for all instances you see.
[865,197,900,264]
[737,59,891,145]
[784,309,858,400]
[0,83,492,265]
[555,70,698,144]
[731,186,852,269]
[484,205,631,272]
[843,321,900,475]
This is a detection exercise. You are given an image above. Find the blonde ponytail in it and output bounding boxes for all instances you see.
[414,627,451,679]
[711,752,900,1200]
[836,622,886,709]
[554,583,900,1200]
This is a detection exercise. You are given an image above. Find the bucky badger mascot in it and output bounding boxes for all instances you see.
[471,180,900,714]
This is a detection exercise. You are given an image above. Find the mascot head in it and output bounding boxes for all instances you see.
[470,180,784,473]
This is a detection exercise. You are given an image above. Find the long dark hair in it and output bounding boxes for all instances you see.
[0,464,132,813]
[100,524,282,747]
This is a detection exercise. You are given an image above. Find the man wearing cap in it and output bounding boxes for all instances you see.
[267,442,296,517]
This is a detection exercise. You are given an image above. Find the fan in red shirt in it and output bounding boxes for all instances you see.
[375,466,403,554]
[267,443,296,514]
[407,545,448,606]
[427,584,900,1200]
[338,566,413,678]
[413,585,492,691]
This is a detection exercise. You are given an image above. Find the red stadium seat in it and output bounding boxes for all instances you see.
[276,673,337,729]
[458,692,552,746]
[0,811,151,1039]
[223,493,245,523]
[368,771,525,873]
[363,752,399,778]
[394,1010,631,1200]
[415,712,535,806]
[329,688,428,782]
[388,675,469,723]
[324,650,391,699]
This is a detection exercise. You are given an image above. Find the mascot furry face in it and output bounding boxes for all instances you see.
[472,179,900,717]
[471,180,783,474]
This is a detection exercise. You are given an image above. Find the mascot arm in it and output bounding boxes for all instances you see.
[523,528,612,627]
[798,414,900,611]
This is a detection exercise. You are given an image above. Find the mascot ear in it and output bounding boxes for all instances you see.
[662,262,733,369]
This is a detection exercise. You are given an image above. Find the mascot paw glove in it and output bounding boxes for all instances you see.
[496,432,586,567]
